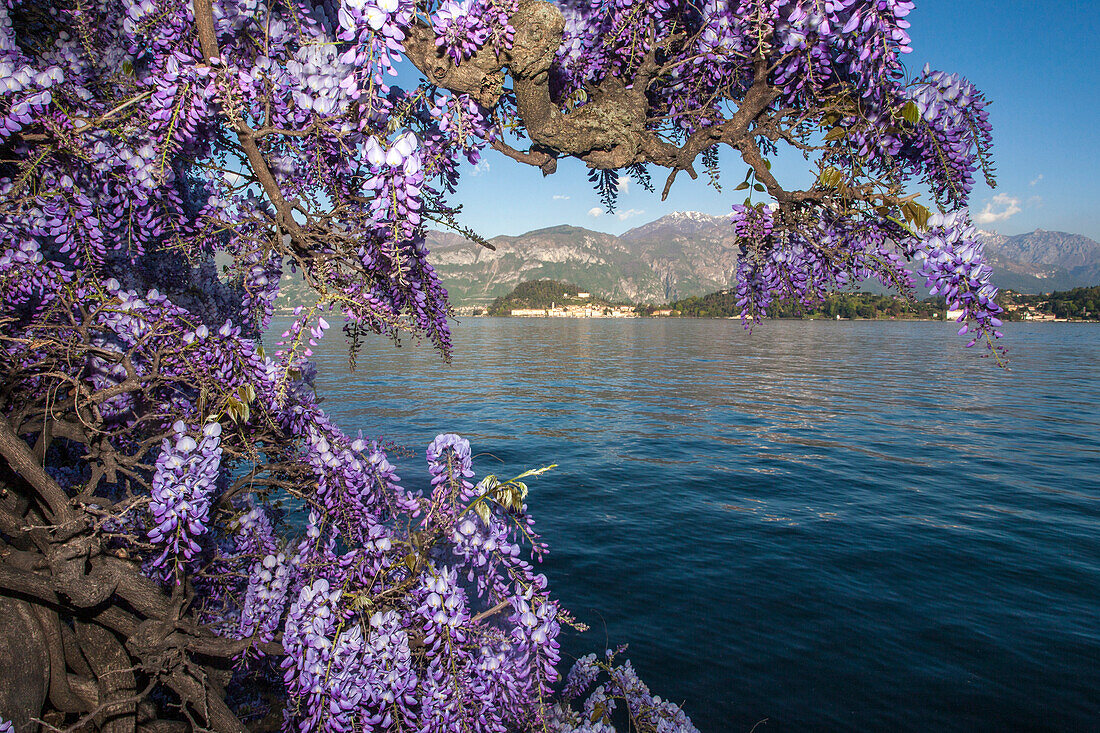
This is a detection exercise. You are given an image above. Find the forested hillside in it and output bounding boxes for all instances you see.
[485,280,617,315]
[1003,286,1100,319]
[665,290,948,319]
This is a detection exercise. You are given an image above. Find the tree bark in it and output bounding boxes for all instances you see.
[0,596,51,732]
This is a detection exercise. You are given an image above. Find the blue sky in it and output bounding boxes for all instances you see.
[430,0,1100,241]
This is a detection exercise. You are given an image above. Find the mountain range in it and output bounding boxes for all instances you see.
[427,211,741,306]
[427,212,1100,306]
[977,229,1100,294]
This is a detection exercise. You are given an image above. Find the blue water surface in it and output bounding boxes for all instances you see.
[295,318,1099,732]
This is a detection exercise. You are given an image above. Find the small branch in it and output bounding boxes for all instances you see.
[489,139,556,175]
[37,679,156,733]
[471,599,511,624]
[0,417,74,522]
[0,563,62,605]
[186,634,284,660]
[192,0,306,242]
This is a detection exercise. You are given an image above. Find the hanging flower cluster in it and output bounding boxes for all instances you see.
[550,650,700,733]
[903,65,995,207]
[240,552,292,643]
[148,420,223,577]
[912,211,1005,355]
[365,132,424,240]
[432,0,492,63]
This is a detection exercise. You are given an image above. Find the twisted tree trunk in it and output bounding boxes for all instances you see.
[0,419,258,732]
[0,596,50,733]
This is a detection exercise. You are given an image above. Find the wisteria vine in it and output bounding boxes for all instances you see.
[0,0,1002,730]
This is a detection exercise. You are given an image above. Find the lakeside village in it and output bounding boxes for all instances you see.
[452,280,1100,322]
[489,295,644,319]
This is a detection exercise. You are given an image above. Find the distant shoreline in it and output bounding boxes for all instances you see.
[449,314,1100,323]
[269,307,1099,323]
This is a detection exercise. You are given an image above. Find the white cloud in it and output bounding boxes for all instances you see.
[1030,174,1043,187]
[587,207,603,218]
[469,160,490,177]
[553,194,570,200]
[973,194,1021,225]
[616,208,645,221]
[616,175,630,194]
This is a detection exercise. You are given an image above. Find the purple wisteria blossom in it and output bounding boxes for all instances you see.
[550,651,700,733]
[912,210,1005,356]
[433,0,491,62]
[240,552,292,643]
[148,420,223,578]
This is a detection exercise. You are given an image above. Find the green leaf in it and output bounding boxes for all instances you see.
[225,395,251,423]
[824,126,847,142]
[474,500,491,525]
[901,101,921,125]
[913,203,930,230]
[753,183,766,192]
[403,554,418,572]
[900,201,932,231]
[506,483,527,510]
[817,167,844,188]
[225,397,241,422]
[734,181,750,191]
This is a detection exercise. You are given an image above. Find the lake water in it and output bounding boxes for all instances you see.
[295,318,1099,731]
